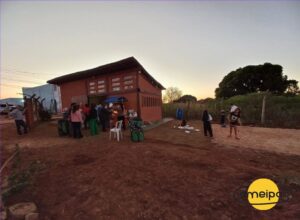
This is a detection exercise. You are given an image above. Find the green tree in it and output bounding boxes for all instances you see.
[163,87,182,103]
[175,95,197,103]
[286,79,299,95]
[197,98,214,104]
[215,63,298,98]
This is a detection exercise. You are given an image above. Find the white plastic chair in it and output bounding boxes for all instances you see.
[109,120,123,141]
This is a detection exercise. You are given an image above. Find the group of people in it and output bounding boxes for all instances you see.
[201,104,241,139]
[9,101,241,141]
[63,102,128,139]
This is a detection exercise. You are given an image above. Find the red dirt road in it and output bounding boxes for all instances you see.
[1,119,300,219]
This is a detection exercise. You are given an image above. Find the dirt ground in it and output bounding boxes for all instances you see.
[1,118,300,220]
[211,124,300,156]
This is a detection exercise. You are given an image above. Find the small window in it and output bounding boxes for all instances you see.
[98,89,105,93]
[89,82,96,86]
[98,80,105,84]
[112,87,120,92]
[124,85,134,90]
[124,80,133,85]
[112,82,120,87]
[112,78,120,82]
[124,75,133,80]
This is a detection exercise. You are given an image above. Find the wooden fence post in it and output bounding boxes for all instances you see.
[261,94,267,126]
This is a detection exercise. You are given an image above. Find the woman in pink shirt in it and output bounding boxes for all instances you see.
[71,104,83,138]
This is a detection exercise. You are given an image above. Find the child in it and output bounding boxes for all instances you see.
[228,106,241,139]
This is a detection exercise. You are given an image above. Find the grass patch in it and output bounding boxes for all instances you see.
[1,145,45,204]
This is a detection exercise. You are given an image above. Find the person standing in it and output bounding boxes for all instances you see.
[98,104,106,132]
[100,105,108,132]
[4,102,10,115]
[67,103,76,137]
[9,105,28,135]
[220,110,226,127]
[117,104,126,130]
[88,103,99,136]
[82,104,90,129]
[228,106,241,139]
[202,110,213,137]
[176,108,184,121]
[106,104,113,130]
[71,104,83,138]
[96,104,103,124]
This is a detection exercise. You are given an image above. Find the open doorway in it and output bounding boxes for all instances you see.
[88,95,107,105]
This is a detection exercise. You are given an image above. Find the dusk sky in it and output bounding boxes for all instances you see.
[1,0,299,99]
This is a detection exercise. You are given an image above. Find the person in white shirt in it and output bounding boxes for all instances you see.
[9,105,28,135]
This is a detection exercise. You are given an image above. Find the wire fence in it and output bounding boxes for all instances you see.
[163,93,300,128]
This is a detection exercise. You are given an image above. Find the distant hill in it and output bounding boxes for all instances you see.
[0,98,23,105]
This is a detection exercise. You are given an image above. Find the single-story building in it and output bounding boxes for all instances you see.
[47,57,165,122]
[0,98,23,106]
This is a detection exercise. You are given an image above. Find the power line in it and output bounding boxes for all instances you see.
[0,83,23,88]
[2,67,46,74]
[1,75,46,83]
[1,71,51,80]
[2,76,46,82]
[1,77,44,85]
[1,67,56,76]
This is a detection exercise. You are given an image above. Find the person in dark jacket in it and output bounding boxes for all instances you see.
[202,110,213,137]
[101,105,112,132]
[220,110,226,127]
[67,103,76,136]
[117,104,126,130]
[100,105,107,131]
[88,103,99,136]
[96,104,102,123]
